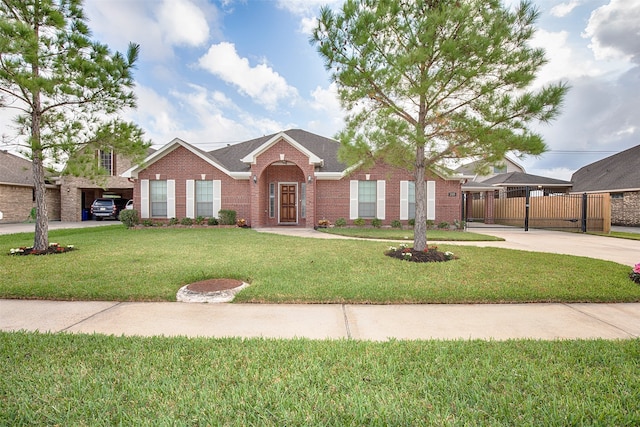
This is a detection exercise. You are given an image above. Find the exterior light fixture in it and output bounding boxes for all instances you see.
[308,175,312,183]
[253,175,257,184]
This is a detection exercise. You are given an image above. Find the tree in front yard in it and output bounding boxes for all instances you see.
[311,0,568,251]
[0,0,149,250]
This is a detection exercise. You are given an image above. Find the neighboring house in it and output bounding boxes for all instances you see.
[122,129,467,228]
[472,172,573,195]
[0,150,60,223]
[455,156,525,182]
[571,144,640,226]
[59,148,155,222]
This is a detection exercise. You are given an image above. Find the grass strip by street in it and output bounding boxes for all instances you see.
[1,332,638,426]
[1,226,638,303]
[590,231,640,241]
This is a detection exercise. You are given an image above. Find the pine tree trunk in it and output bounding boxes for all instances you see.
[413,145,427,251]
[32,149,49,251]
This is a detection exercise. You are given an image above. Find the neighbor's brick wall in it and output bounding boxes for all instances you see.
[0,184,60,223]
[0,184,33,222]
[611,191,640,226]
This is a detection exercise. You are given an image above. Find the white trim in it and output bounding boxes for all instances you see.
[400,181,409,220]
[376,180,385,220]
[167,179,176,219]
[314,172,344,180]
[427,180,436,221]
[349,180,358,219]
[213,180,221,218]
[140,179,149,218]
[186,180,195,219]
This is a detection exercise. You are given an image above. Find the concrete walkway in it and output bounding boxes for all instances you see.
[1,222,639,341]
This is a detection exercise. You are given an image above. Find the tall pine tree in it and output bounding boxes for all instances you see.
[0,0,148,250]
[312,0,568,250]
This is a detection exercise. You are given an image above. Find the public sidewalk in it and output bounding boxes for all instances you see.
[1,299,639,340]
[1,222,639,340]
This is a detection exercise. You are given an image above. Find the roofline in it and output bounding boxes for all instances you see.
[570,188,640,194]
[315,172,344,180]
[492,183,572,187]
[0,181,58,189]
[240,132,324,166]
[121,138,234,179]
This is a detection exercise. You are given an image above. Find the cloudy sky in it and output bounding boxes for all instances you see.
[3,0,639,180]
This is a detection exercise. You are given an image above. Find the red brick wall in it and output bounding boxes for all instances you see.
[316,162,463,226]
[136,146,251,221]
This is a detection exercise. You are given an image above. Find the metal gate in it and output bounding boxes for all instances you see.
[464,187,610,232]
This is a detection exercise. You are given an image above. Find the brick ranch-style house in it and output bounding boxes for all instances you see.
[122,129,467,228]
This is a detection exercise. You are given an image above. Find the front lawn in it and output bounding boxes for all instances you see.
[1,226,638,303]
[1,332,638,425]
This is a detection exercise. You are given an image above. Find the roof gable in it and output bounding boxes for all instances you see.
[121,138,235,179]
[571,144,640,192]
[239,130,324,167]
[206,129,347,174]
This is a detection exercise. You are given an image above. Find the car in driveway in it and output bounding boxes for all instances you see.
[90,198,128,220]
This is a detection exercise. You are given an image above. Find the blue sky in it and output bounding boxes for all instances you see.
[3,0,639,181]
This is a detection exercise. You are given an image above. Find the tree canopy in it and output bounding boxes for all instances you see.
[311,0,568,250]
[0,0,149,250]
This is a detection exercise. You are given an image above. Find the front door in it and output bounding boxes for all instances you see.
[280,184,297,223]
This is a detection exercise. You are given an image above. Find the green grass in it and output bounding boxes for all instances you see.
[1,332,638,425]
[1,226,638,303]
[318,227,504,241]
[590,231,640,241]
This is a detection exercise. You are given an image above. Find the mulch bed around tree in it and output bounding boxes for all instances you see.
[9,244,75,256]
[186,279,244,292]
[385,247,455,263]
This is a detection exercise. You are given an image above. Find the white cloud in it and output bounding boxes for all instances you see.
[583,0,640,63]
[306,83,344,136]
[530,29,598,86]
[197,42,299,110]
[85,0,218,61]
[550,0,581,18]
[157,0,210,47]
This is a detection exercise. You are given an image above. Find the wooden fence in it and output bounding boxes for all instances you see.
[468,190,611,233]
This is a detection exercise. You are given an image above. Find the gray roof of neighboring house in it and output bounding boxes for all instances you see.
[571,144,640,192]
[209,129,346,173]
[481,172,572,187]
[0,150,34,186]
[454,157,524,176]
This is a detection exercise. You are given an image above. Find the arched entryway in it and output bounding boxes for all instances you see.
[252,161,314,228]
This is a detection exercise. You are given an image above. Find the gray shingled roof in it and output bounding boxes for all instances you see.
[0,150,34,186]
[209,129,347,173]
[571,144,640,192]
[482,172,572,187]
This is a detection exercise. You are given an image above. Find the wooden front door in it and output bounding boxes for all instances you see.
[280,184,297,223]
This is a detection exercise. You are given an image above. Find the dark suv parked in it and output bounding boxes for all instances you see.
[90,198,127,220]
